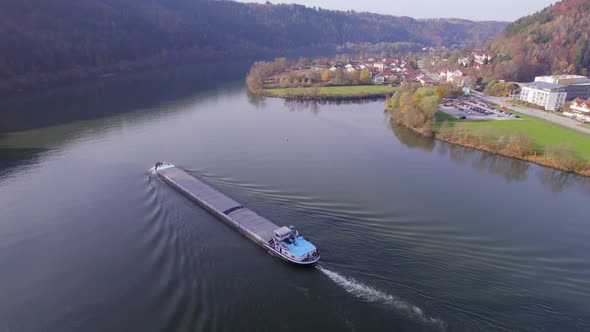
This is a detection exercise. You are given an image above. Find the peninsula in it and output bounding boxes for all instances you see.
[245,57,410,100]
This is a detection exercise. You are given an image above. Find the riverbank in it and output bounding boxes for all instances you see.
[261,85,396,100]
[434,132,590,177]
[400,111,590,177]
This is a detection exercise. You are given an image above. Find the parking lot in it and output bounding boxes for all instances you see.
[439,97,522,121]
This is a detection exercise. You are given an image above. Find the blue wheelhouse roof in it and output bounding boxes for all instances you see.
[280,236,316,256]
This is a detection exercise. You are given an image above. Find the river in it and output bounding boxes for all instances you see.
[1,65,589,331]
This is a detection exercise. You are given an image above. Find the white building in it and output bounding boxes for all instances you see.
[374,62,385,71]
[520,81,567,111]
[439,69,463,83]
[564,98,590,122]
[373,74,386,83]
[344,64,359,73]
[534,75,590,100]
[458,56,470,67]
[473,50,493,64]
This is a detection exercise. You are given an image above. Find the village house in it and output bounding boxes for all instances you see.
[329,64,342,71]
[458,56,470,67]
[373,74,386,84]
[564,98,590,122]
[440,69,463,83]
[345,63,360,73]
[473,50,493,64]
[374,62,386,71]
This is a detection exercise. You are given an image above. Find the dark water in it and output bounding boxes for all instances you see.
[1,69,589,332]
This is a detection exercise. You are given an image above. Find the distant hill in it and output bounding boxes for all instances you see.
[0,0,507,82]
[489,0,590,81]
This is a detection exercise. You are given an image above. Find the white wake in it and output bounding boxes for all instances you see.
[317,266,445,328]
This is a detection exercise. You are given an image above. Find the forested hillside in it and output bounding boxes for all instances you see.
[489,0,590,81]
[0,0,507,81]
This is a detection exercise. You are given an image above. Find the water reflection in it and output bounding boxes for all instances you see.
[440,143,531,183]
[537,168,586,195]
[0,60,252,134]
[246,90,267,108]
[392,123,590,196]
[249,97,386,114]
[0,60,255,177]
[389,123,435,152]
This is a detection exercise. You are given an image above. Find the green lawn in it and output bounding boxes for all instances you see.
[264,85,395,97]
[435,111,590,160]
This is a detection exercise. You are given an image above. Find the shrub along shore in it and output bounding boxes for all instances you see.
[261,85,396,100]
[387,83,590,177]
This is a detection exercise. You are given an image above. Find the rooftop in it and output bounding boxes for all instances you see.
[573,98,590,108]
[274,226,292,237]
[280,236,316,257]
[524,81,566,91]
[537,75,588,80]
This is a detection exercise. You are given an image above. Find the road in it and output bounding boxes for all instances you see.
[471,91,590,136]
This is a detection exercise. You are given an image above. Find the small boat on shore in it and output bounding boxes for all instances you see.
[154,162,320,266]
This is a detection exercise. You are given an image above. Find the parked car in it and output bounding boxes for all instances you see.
[459,116,467,119]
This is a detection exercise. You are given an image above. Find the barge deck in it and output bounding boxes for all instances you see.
[154,163,320,265]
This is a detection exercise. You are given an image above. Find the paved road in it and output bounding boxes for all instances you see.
[471,91,590,136]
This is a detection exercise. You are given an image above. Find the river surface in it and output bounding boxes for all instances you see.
[1,66,589,331]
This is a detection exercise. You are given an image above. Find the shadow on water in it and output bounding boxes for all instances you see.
[0,59,253,134]
[0,59,253,177]
[0,147,50,178]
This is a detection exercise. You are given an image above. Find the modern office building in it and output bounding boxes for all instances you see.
[534,75,590,100]
[520,81,567,111]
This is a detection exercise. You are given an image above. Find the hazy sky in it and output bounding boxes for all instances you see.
[237,0,556,21]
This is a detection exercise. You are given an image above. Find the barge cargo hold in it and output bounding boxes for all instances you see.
[154,162,320,266]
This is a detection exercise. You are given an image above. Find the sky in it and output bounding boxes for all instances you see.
[236,0,556,21]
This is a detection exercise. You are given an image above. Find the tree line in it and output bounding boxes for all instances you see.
[489,0,590,81]
[386,82,461,136]
[0,0,506,81]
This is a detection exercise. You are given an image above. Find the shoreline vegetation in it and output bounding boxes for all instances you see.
[387,83,590,177]
[246,57,399,101]
[261,85,396,100]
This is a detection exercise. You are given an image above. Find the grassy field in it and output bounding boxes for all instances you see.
[435,111,590,160]
[263,85,396,98]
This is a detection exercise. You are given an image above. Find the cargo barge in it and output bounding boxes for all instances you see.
[154,162,320,266]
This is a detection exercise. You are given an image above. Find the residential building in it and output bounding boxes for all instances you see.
[440,69,463,83]
[473,50,493,64]
[329,64,342,71]
[458,56,470,67]
[534,75,590,100]
[520,81,567,111]
[373,74,386,83]
[564,98,590,122]
[345,63,359,73]
[374,62,386,71]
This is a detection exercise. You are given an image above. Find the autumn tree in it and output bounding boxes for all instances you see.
[360,68,372,83]
[321,69,330,82]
